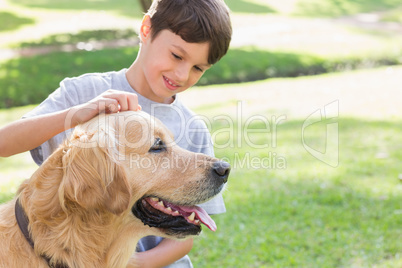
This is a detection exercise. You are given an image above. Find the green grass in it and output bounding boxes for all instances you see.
[0,47,139,108]
[0,11,35,32]
[9,0,402,18]
[189,117,402,267]
[1,45,402,108]
[1,106,401,267]
[10,0,145,18]
[1,0,401,266]
[0,105,38,201]
[10,0,276,16]
[381,6,402,23]
[0,105,35,125]
[226,0,276,14]
[17,29,138,48]
[294,0,402,17]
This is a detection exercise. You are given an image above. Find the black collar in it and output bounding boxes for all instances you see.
[15,198,69,268]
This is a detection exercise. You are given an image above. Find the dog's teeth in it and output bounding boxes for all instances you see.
[194,220,200,224]
[166,207,172,212]
[158,201,165,207]
[188,212,195,221]
[173,210,180,216]
[150,197,159,202]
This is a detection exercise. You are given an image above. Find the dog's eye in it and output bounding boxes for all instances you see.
[149,138,166,153]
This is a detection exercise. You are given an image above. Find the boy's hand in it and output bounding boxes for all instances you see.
[90,89,141,113]
[68,90,141,128]
[0,90,140,157]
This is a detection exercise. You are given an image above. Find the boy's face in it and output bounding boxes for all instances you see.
[139,28,211,103]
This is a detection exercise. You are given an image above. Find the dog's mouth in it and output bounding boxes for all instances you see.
[132,196,216,237]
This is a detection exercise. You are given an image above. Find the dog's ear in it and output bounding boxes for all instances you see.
[60,137,131,215]
[103,162,132,215]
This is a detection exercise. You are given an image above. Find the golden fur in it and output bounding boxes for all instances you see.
[0,111,227,268]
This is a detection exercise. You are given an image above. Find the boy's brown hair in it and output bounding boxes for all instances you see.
[147,0,232,65]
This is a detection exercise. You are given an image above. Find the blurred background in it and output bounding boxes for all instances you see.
[0,0,401,267]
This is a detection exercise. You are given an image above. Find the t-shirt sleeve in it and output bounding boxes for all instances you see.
[23,78,81,165]
[23,72,117,165]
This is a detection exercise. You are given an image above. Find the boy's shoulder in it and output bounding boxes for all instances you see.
[58,69,131,103]
[163,97,207,128]
[61,69,126,90]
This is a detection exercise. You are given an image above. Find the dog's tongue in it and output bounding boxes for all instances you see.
[177,205,217,232]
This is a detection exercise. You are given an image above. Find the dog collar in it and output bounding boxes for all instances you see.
[15,198,69,268]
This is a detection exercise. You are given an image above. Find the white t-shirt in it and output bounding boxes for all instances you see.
[24,68,225,267]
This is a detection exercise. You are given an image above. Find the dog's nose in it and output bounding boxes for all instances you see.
[212,161,230,183]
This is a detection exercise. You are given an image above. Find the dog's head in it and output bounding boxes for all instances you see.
[60,111,230,239]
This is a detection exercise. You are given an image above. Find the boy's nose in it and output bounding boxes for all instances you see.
[175,64,190,83]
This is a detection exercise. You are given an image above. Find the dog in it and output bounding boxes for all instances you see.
[0,111,230,268]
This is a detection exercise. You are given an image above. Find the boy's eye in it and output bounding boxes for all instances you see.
[194,66,204,72]
[172,53,182,60]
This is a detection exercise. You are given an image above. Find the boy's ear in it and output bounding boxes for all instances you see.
[140,15,152,42]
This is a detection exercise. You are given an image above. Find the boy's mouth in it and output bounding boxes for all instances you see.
[163,76,180,90]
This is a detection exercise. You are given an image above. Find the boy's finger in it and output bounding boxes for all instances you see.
[116,94,129,112]
[99,91,140,112]
[127,93,140,111]
[96,98,119,113]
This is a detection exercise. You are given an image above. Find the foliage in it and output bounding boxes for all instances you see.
[201,47,402,85]
[226,0,275,14]
[0,47,138,108]
[9,0,144,18]
[1,45,402,108]
[381,7,402,23]
[138,0,152,13]
[9,0,275,17]
[17,29,138,48]
[294,0,402,17]
[0,11,35,32]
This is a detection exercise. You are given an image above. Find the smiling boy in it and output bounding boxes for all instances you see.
[0,0,232,267]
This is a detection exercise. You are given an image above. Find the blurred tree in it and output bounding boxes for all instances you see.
[139,0,152,13]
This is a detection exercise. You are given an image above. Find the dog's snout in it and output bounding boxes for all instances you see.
[212,161,230,183]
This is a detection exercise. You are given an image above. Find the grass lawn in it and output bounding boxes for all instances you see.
[381,6,402,23]
[189,116,402,267]
[0,105,37,202]
[2,0,402,109]
[0,11,35,32]
[1,104,401,267]
[257,0,402,17]
[0,0,401,266]
[1,45,402,108]
[294,0,402,17]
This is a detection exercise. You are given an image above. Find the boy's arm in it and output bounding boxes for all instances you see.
[0,90,139,157]
[127,238,193,268]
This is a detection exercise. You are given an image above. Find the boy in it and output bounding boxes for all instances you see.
[0,0,232,267]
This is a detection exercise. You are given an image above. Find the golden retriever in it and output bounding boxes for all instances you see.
[0,111,230,268]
